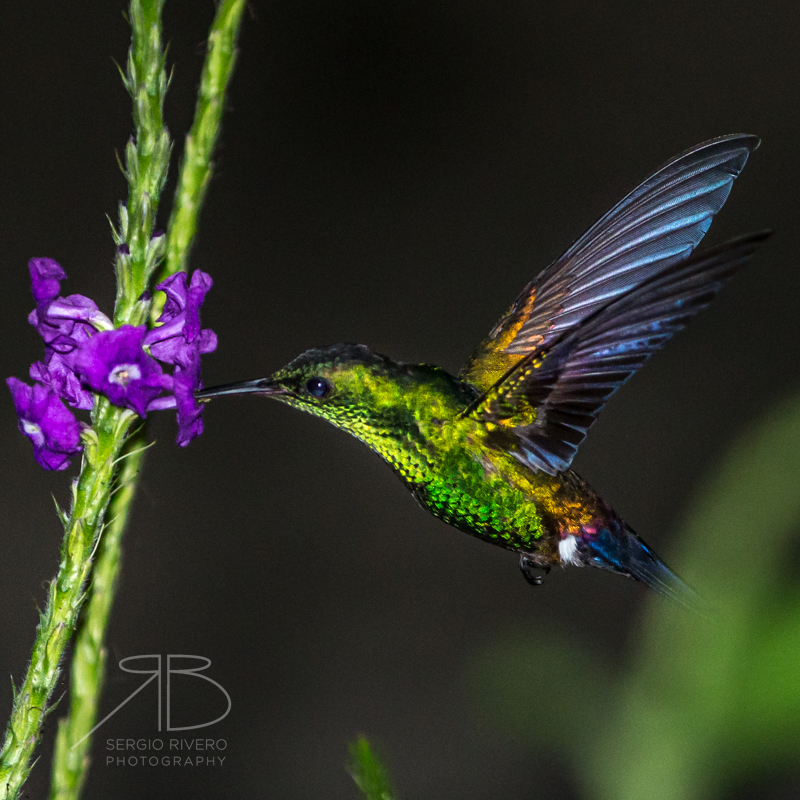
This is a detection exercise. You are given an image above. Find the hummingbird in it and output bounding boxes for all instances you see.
[198,134,769,608]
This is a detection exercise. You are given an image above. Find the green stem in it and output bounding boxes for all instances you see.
[0,3,169,798]
[0,402,136,800]
[154,0,246,315]
[114,0,171,327]
[47,1,247,797]
[49,433,148,800]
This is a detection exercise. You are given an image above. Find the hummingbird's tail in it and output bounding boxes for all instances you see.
[580,525,706,614]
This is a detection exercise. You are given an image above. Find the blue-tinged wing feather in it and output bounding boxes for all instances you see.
[507,134,759,353]
[459,135,759,395]
[494,232,771,474]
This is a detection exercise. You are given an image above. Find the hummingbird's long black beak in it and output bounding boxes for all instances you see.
[195,378,289,401]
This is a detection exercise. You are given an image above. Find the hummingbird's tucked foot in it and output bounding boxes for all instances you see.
[519,554,550,586]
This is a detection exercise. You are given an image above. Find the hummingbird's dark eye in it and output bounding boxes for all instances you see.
[305,377,331,398]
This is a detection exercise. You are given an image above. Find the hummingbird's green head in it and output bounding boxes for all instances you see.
[197,343,451,435]
[197,343,475,448]
[256,343,395,418]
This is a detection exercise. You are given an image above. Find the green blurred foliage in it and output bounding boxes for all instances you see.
[467,393,800,799]
[349,736,398,800]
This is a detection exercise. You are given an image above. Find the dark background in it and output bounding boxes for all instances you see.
[1,1,798,798]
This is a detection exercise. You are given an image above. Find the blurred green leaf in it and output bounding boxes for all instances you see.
[465,627,614,747]
[596,394,800,800]
[469,393,800,800]
[348,736,397,800]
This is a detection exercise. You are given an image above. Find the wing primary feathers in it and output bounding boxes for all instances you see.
[472,231,771,475]
[459,135,759,394]
[508,134,760,353]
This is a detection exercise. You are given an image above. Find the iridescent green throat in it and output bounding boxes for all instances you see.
[268,350,550,550]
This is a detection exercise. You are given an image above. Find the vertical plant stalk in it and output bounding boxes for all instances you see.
[49,435,147,800]
[0,2,170,799]
[48,2,247,799]
[114,0,172,327]
[156,0,246,302]
[0,403,136,800]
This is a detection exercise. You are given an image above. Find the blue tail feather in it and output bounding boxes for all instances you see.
[582,526,706,614]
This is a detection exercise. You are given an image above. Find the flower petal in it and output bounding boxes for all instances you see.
[7,377,82,470]
[173,363,205,447]
[185,270,213,343]
[147,269,216,368]
[75,326,171,417]
[31,348,95,410]
[47,295,113,330]
[29,257,67,307]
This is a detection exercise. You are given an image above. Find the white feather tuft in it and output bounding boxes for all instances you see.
[558,535,580,566]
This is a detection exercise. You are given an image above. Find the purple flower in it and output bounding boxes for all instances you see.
[28,296,109,410]
[143,270,216,446]
[173,354,205,446]
[75,326,172,418]
[27,258,110,341]
[30,357,93,410]
[144,347,206,448]
[145,270,217,368]
[29,294,110,347]
[9,259,217,464]
[7,378,82,470]
[25,260,114,411]
[29,257,67,310]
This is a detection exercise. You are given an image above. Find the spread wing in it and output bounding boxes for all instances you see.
[460,134,759,394]
[468,232,770,475]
